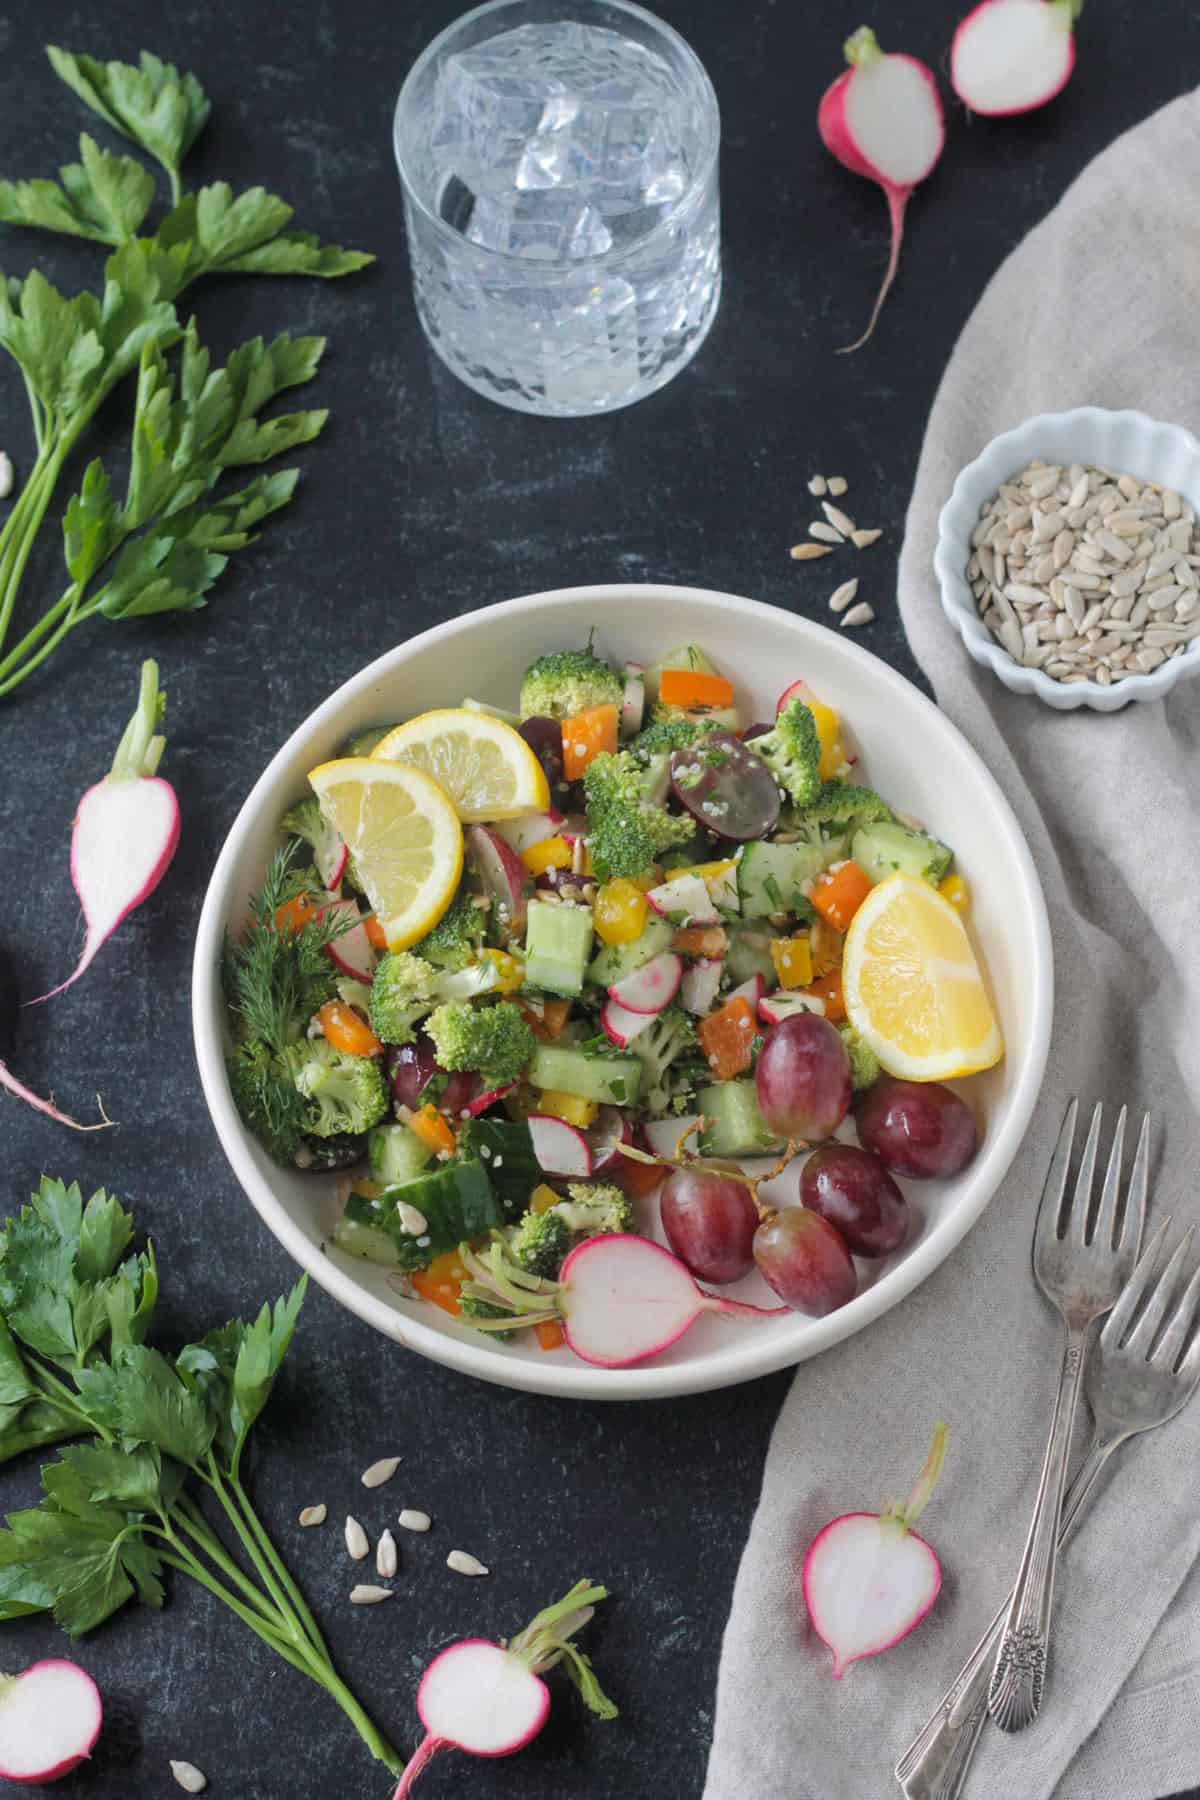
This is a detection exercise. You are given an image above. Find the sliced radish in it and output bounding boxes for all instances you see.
[434,961,504,1002]
[586,1105,632,1174]
[0,1659,103,1784]
[776,678,817,716]
[315,827,349,893]
[462,1082,517,1118]
[705,863,740,911]
[759,990,826,1025]
[324,898,378,983]
[466,826,528,939]
[645,873,717,924]
[557,1235,787,1367]
[951,0,1078,117]
[528,1115,593,1178]
[491,811,565,856]
[727,974,764,1011]
[608,951,682,1015]
[681,957,723,1016]
[818,27,945,353]
[601,998,654,1049]
[620,662,645,737]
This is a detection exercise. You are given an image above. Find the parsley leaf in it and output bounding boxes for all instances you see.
[0,135,156,245]
[108,1345,217,1467]
[47,47,210,202]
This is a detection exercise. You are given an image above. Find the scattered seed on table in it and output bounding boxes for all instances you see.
[170,1763,207,1794]
[841,602,875,628]
[376,1530,398,1579]
[398,1509,432,1533]
[827,476,848,496]
[361,1456,401,1489]
[350,1584,394,1605]
[298,1504,327,1528]
[447,1550,489,1577]
[829,578,859,614]
[807,474,827,496]
[790,542,834,561]
[345,1516,370,1560]
[0,452,12,500]
[809,521,844,544]
[822,500,857,538]
[851,528,883,548]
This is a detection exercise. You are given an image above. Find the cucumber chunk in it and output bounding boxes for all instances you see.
[331,1216,401,1268]
[368,1123,432,1187]
[851,821,953,886]
[343,1158,501,1271]
[738,838,846,920]
[458,1118,541,1222]
[587,915,674,987]
[725,921,785,986]
[524,898,594,996]
[697,1080,782,1157]
[530,1043,643,1106]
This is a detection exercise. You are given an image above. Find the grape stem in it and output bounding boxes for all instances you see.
[669,1121,808,1221]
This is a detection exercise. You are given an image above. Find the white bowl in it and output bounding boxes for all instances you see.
[936,407,1200,712]
[192,584,1052,1399]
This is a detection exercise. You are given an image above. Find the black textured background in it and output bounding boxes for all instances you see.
[0,3,1196,1796]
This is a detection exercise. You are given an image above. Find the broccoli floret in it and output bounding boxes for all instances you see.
[583,750,697,882]
[411,894,486,972]
[279,795,324,851]
[746,698,822,807]
[368,951,439,1045]
[628,1004,699,1114]
[226,1042,309,1165]
[283,1040,389,1137]
[295,1133,367,1171]
[339,725,388,758]
[425,1000,537,1089]
[629,715,722,763]
[838,1023,882,1093]
[798,779,894,828]
[509,1208,573,1278]
[557,1182,634,1235]
[520,647,623,721]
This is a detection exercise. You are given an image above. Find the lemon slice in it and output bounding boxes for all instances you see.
[842,874,1004,1081]
[307,758,463,951]
[372,708,550,823]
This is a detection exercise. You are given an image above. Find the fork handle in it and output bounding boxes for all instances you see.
[986,1322,1090,1732]
[895,1432,1122,1799]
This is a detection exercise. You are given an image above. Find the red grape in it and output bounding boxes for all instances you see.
[855,1077,978,1179]
[800,1143,908,1257]
[753,1207,857,1315]
[518,716,565,791]
[669,732,781,841]
[756,1013,852,1140]
[388,1038,476,1116]
[660,1166,758,1284]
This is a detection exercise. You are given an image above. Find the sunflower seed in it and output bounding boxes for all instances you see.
[807,474,827,496]
[170,1764,207,1794]
[851,528,882,549]
[345,1516,370,1560]
[447,1550,489,1577]
[398,1509,432,1533]
[376,1529,398,1579]
[808,523,844,544]
[299,1504,327,1527]
[0,453,13,500]
[828,579,859,614]
[821,501,856,538]
[361,1457,401,1489]
[827,476,848,495]
[840,602,875,628]
[790,542,834,560]
[351,1584,394,1605]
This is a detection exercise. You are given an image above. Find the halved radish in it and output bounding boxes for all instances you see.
[681,957,723,1016]
[727,974,765,1010]
[324,898,378,983]
[0,1659,103,1784]
[621,662,645,737]
[462,1082,517,1118]
[587,1105,633,1173]
[776,678,815,716]
[491,811,565,856]
[759,991,827,1025]
[601,998,655,1049]
[645,874,718,924]
[528,1115,593,1178]
[951,0,1079,117]
[608,951,682,1015]
[466,826,528,939]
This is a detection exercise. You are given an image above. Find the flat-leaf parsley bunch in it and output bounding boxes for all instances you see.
[0,47,373,696]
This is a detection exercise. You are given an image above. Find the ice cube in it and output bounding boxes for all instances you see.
[465,189,613,262]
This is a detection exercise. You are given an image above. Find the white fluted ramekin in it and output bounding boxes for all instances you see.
[935,407,1200,712]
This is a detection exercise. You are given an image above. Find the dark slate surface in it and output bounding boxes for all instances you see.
[0,3,1196,1796]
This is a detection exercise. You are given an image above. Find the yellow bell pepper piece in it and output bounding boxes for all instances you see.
[593,877,649,945]
[938,872,970,910]
[531,1183,562,1215]
[771,934,814,989]
[536,1089,599,1128]
[480,947,525,992]
[521,835,572,876]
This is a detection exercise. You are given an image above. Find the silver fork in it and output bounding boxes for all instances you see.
[896,1216,1200,1800]
[986,1100,1145,1733]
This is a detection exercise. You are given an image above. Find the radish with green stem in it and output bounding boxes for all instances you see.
[32,659,179,1003]
[803,1424,948,1678]
[0,1659,102,1784]
[390,1581,616,1797]
[818,27,945,353]
[952,0,1082,116]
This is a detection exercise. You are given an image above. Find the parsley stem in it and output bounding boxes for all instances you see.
[0,591,81,696]
[173,1498,285,1632]
[200,1456,317,1657]
[25,1362,113,1445]
[0,439,67,656]
[157,1544,310,1674]
[228,1471,330,1660]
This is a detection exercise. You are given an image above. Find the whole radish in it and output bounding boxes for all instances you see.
[803,1424,948,1678]
[952,0,1082,117]
[390,1581,615,1797]
[818,27,945,352]
[32,659,179,1003]
[0,1659,102,1784]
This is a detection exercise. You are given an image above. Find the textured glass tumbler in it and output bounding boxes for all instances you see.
[394,0,721,417]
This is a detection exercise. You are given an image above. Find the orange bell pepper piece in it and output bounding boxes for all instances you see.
[672,925,728,957]
[317,1000,383,1057]
[561,703,619,779]
[811,860,873,932]
[412,1249,469,1316]
[408,1104,457,1158]
[658,668,735,711]
[363,913,388,949]
[803,971,846,1023]
[534,1320,566,1352]
[697,996,758,1081]
[274,892,321,934]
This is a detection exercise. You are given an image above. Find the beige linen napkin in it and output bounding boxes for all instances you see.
[704,90,1200,1800]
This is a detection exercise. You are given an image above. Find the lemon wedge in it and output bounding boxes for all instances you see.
[307,757,462,951]
[372,708,549,822]
[842,873,1003,1081]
